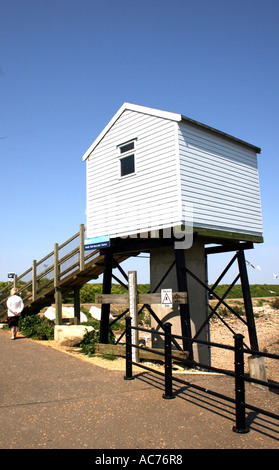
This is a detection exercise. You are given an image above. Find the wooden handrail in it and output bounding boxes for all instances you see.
[0,224,88,315]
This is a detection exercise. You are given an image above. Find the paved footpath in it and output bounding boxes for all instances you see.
[0,329,279,454]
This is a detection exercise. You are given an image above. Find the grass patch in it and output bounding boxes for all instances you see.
[96,353,118,361]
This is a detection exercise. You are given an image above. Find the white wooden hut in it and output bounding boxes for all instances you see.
[83,103,263,245]
[82,103,263,364]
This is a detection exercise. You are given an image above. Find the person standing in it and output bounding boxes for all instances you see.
[6,287,24,340]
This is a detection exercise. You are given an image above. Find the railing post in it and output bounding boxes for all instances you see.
[124,316,134,380]
[79,224,85,272]
[233,334,249,433]
[54,243,62,325]
[128,271,139,362]
[32,260,37,301]
[163,322,175,399]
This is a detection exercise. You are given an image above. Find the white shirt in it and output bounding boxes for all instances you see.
[7,295,24,317]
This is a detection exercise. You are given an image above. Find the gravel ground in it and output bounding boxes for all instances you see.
[40,302,279,384]
[210,303,279,382]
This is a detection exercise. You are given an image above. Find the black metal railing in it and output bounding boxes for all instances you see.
[124,317,279,434]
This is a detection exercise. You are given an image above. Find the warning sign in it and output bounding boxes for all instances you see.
[161,289,173,308]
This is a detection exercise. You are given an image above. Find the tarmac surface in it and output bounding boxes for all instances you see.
[1,328,279,455]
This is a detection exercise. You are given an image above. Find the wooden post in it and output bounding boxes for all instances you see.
[55,289,62,325]
[74,287,80,324]
[100,248,113,343]
[128,271,139,362]
[54,243,62,325]
[32,260,37,301]
[79,224,85,272]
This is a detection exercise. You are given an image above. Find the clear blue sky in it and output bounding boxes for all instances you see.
[1,0,278,286]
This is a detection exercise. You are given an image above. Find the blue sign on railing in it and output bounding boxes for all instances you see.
[84,235,110,250]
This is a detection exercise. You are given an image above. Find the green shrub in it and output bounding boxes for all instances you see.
[215,306,229,317]
[271,298,279,310]
[214,304,245,318]
[231,305,245,317]
[82,318,101,329]
[80,329,115,357]
[19,314,54,340]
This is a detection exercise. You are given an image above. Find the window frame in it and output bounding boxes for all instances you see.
[117,138,137,179]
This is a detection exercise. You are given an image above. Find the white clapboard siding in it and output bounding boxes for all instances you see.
[84,103,263,242]
[178,121,263,236]
[86,109,182,239]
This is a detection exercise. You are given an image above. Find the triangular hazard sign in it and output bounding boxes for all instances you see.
[163,293,172,304]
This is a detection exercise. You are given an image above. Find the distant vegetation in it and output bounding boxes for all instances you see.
[0,282,8,291]
[208,284,279,299]
[62,283,150,304]
[64,283,279,304]
[1,281,279,304]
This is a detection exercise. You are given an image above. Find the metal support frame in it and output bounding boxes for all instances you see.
[98,246,187,352]
[99,248,113,343]
[196,242,259,352]
[174,248,193,359]
[237,249,259,351]
[98,239,259,357]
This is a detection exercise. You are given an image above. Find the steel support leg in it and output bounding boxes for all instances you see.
[174,248,193,359]
[100,248,113,344]
[237,249,259,351]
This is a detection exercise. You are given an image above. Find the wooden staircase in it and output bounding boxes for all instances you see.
[0,225,130,320]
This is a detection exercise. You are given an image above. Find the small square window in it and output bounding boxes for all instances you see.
[120,154,135,177]
[118,139,136,178]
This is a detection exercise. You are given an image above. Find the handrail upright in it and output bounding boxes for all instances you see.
[163,322,175,399]
[124,316,133,380]
[233,334,249,433]
[79,223,85,271]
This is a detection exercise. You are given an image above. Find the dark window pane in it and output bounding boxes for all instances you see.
[121,154,135,176]
[120,142,134,154]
